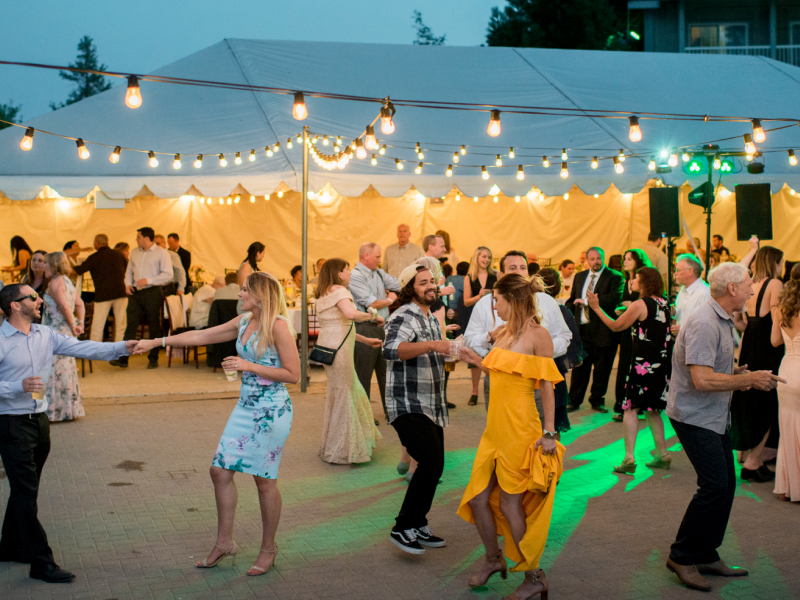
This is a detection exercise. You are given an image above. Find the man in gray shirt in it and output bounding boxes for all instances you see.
[665,263,783,591]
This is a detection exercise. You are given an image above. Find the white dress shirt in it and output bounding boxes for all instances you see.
[189,284,215,328]
[167,249,187,291]
[124,245,173,289]
[675,277,711,325]
[464,292,571,358]
[579,266,605,324]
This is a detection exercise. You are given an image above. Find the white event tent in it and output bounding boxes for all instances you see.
[1,39,800,276]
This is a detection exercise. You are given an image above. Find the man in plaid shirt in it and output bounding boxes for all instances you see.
[383,264,458,555]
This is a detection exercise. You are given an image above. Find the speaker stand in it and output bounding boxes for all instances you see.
[666,237,676,304]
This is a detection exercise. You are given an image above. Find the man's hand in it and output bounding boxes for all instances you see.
[489,325,506,343]
[375,315,385,327]
[440,285,456,296]
[362,337,383,349]
[135,279,148,289]
[72,323,84,337]
[446,309,455,320]
[22,376,44,393]
[734,364,750,375]
[133,339,157,354]
[573,298,586,307]
[126,285,135,296]
[670,324,680,337]
[124,340,139,354]
[386,292,397,303]
[446,324,460,332]
[748,370,786,391]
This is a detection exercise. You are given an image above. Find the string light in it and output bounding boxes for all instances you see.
[563,193,569,200]
[648,157,656,170]
[365,125,378,150]
[628,116,642,142]
[751,119,765,143]
[194,154,203,168]
[250,195,255,203]
[488,110,501,136]
[415,162,423,174]
[474,197,478,202]
[380,101,395,134]
[395,159,403,170]
[148,151,158,167]
[493,196,498,203]
[200,197,205,204]
[336,136,342,146]
[668,148,679,167]
[560,162,569,178]
[455,194,460,201]
[219,153,227,167]
[713,154,721,169]
[618,149,626,162]
[172,153,181,169]
[508,147,515,159]
[322,135,329,145]
[613,156,624,174]
[516,165,524,180]
[273,142,280,153]
[265,194,270,200]
[379,144,386,155]
[371,154,377,165]
[355,139,367,159]
[446,164,453,177]
[277,191,284,198]
[744,134,756,154]
[543,156,550,168]
[591,156,598,169]
[109,146,121,163]
[20,127,34,151]
[495,154,503,167]
[125,75,142,109]
[790,149,798,166]
[249,149,256,162]
[681,152,690,162]
[232,152,240,165]
[292,92,307,120]
[461,145,467,155]
[452,152,459,163]
[76,139,90,159]
[481,165,489,179]
[286,138,293,149]
[226,197,231,205]
[561,149,568,160]
[515,196,520,202]
[746,152,754,161]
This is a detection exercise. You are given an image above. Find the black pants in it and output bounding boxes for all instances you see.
[0,413,55,568]
[669,419,736,566]
[354,322,386,416]
[568,325,617,408]
[391,413,444,531]
[121,287,163,363]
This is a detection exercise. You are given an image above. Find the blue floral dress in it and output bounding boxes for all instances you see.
[623,296,673,413]
[211,315,293,478]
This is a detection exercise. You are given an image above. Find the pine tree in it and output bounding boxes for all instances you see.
[0,101,22,130]
[412,10,446,46]
[50,36,112,110]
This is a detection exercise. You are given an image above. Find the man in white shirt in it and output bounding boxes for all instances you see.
[640,232,669,283]
[383,224,424,279]
[113,227,173,369]
[154,234,186,296]
[189,276,225,329]
[464,250,571,407]
[671,254,710,337]
[213,272,241,302]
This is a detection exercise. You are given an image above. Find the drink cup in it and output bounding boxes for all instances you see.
[31,366,51,401]
[223,368,239,382]
[445,339,461,362]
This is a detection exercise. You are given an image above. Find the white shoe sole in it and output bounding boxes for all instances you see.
[390,536,425,555]
[417,539,446,548]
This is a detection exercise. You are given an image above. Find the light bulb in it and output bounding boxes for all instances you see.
[560,162,569,179]
[515,196,520,202]
[148,151,159,167]
[752,119,765,143]
[396,159,403,170]
[267,147,274,157]
[790,149,798,166]
[20,127,34,151]
[297,134,303,143]
[446,165,453,177]
[613,156,624,174]
[487,110,501,137]
[173,154,181,169]
[266,194,270,200]
[452,152,459,164]
[744,134,756,154]
[460,145,467,155]
[292,92,307,120]
[474,197,478,202]
[746,152,754,161]
[355,139,367,159]
[618,149,626,162]
[109,146,121,164]
[713,155,721,169]
[235,152,242,165]
[455,194,460,201]
[516,165,524,180]
[250,195,255,203]
[336,136,342,145]
[543,156,550,168]
[219,198,223,205]
[509,147,515,159]
[415,163,423,174]
[682,152,690,162]
[564,193,569,200]
[76,139,90,160]
[125,75,142,109]
[235,195,240,203]
[194,154,203,168]
[648,157,656,170]
[379,144,386,155]
[219,154,227,167]
[322,136,329,145]
[277,191,283,198]
[660,149,668,158]
[628,116,642,142]
[200,197,205,204]
[365,125,378,150]
[371,154,377,165]
[591,156,598,169]
[337,154,349,168]
[561,149,568,160]
[249,149,256,162]
[493,196,498,203]
[286,138,293,149]
[273,142,280,153]
[481,166,489,180]
[380,106,395,134]
[495,154,503,167]
[668,150,679,167]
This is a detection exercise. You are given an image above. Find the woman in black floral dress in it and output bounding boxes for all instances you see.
[588,267,673,474]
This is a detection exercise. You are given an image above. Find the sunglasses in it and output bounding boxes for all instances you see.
[14,292,39,303]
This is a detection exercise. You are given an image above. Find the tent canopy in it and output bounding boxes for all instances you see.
[2,40,800,200]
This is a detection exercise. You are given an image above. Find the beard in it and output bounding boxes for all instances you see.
[24,304,40,321]
[413,288,436,307]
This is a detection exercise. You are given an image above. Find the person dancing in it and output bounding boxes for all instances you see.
[133,272,299,577]
[458,274,565,600]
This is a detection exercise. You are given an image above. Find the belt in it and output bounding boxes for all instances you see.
[1,412,44,419]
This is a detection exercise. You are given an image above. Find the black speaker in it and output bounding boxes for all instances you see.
[649,187,681,238]
[735,183,773,241]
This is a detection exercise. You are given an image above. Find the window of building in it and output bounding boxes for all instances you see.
[689,24,748,48]
[791,22,800,45]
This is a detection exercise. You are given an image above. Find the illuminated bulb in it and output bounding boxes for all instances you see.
[682,152,690,162]
[515,196,520,202]
[219,198,223,205]
[594,194,599,198]
[200,197,205,204]
[379,144,386,155]
[277,191,283,198]
[273,142,280,153]
[628,116,642,142]
[563,193,569,200]
[219,154,227,167]
[235,195,240,204]
[350,140,357,150]
[365,125,378,150]
[292,92,307,120]
[337,154,349,168]
[791,189,797,196]
[322,135,329,145]
[194,154,203,168]
[286,138,293,149]
[487,110,501,137]
[744,134,756,154]
[396,159,403,170]
[648,157,656,170]
[493,196,498,203]
[474,197,478,202]
[752,119,765,143]
[125,75,142,109]
[172,154,181,169]
[235,152,242,165]
[591,156,598,169]
[265,194,270,200]
[746,152,754,161]
[481,166,489,180]
[371,154,377,165]
[245,149,253,163]
[789,149,798,166]
[613,156,624,174]
[660,149,668,158]
[561,149,568,160]
[495,154,503,167]
[415,142,422,158]
[415,163,423,174]
[509,147,515,159]
[461,145,467,155]
[297,134,302,143]
[668,149,679,168]
[446,165,453,177]
[224,197,230,205]
[380,106,395,134]
[76,138,90,159]
[618,149,626,162]
[516,165,524,180]
[336,136,342,145]
[109,146,121,164]
[20,127,34,150]
[355,139,367,159]
[543,156,550,168]
[147,151,158,167]
[453,152,459,163]
[713,155,721,169]
[250,195,255,203]
[267,147,274,157]
[560,162,568,179]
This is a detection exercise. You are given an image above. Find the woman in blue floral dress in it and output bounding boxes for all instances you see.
[134,271,300,576]
[587,266,673,474]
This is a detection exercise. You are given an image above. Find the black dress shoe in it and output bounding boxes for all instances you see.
[108,359,128,368]
[591,405,609,413]
[757,465,776,481]
[147,360,159,369]
[566,404,581,413]
[30,563,76,583]
[446,401,456,409]
[741,466,773,482]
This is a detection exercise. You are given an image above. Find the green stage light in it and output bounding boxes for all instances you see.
[684,157,707,175]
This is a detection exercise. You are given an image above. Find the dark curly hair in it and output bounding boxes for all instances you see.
[397,265,433,306]
[779,263,800,328]
[623,249,652,281]
[636,266,665,299]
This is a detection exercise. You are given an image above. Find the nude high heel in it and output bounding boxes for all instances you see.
[195,541,238,568]
[247,545,278,576]
[503,568,549,600]
[468,548,507,587]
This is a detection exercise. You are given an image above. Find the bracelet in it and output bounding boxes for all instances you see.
[542,430,557,439]
[162,337,166,348]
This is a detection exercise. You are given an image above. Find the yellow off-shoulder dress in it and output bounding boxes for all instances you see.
[457,347,565,572]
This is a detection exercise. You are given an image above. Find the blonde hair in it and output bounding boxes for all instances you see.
[493,273,544,345]
[415,256,442,284]
[245,271,295,358]
[467,246,498,282]
[45,251,72,277]
[751,246,784,282]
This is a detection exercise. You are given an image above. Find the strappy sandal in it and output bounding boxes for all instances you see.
[468,548,507,587]
[613,458,637,475]
[646,453,672,470]
[503,568,549,600]
[468,395,478,406]
[195,541,238,568]
[247,545,278,576]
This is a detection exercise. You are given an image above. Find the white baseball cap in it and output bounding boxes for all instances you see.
[398,264,429,288]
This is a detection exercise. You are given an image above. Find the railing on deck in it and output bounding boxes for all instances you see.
[684,45,800,67]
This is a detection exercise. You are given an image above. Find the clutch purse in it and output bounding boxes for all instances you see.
[309,323,353,365]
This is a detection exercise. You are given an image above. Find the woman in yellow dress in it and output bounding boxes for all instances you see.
[458,273,565,600]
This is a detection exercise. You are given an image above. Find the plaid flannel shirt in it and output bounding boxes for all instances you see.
[382,302,448,427]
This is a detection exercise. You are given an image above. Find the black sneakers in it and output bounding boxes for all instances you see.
[390,529,425,554]
[414,526,446,548]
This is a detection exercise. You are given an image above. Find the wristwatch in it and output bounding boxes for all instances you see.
[542,430,557,439]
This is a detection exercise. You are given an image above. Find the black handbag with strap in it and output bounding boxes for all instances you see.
[308,322,353,365]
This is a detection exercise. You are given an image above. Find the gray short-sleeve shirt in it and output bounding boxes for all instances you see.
[666,297,736,434]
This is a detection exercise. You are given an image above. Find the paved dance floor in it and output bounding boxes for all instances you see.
[1,370,799,599]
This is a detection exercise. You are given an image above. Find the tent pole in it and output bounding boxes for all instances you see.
[301,126,309,393]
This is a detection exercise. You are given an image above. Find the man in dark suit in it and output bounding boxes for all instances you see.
[566,246,624,413]
[167,233,191,293]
